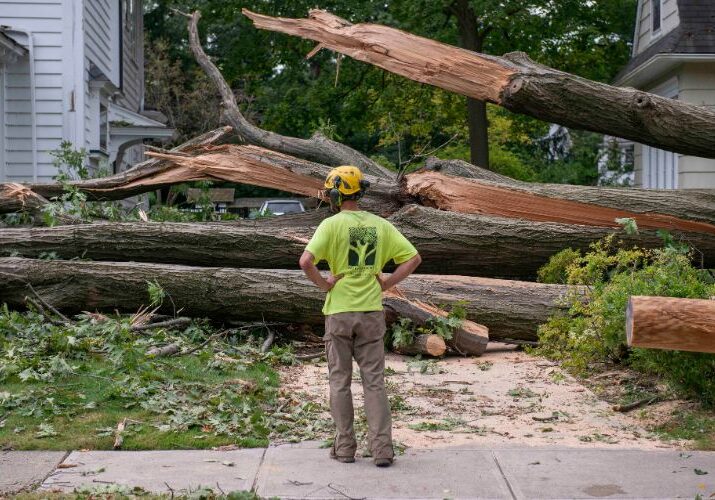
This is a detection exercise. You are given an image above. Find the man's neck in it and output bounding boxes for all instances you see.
[340,200,360,211]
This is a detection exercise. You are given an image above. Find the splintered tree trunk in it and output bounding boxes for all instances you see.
[626,296,715,354]
[243,9,715,160]
[0,258,571,341]
[0,184,50,214]
[25,127,234,202]
[3,205,715,279]
[0,142,401,217]
[404,170,715,234]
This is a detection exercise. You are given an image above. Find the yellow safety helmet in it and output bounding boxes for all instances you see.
[324,166,364,196]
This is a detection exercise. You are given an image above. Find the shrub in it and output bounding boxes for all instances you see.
[536,235,715,405]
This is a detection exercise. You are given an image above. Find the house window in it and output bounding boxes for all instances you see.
[99,103,108,152]
[652,0,661,33]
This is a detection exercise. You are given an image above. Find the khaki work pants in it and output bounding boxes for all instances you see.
[324,311,393,460]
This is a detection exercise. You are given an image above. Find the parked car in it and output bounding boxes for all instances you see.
[257,200,306,217]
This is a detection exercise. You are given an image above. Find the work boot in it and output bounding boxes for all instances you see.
[374,457,393,467]
[330,449,355,463]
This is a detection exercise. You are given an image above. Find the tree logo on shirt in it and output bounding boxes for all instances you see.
[348,226,377,267]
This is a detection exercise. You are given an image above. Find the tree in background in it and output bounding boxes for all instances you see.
[143,0,637,184]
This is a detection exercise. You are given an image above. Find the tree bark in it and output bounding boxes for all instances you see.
[183,11,394,180]
[243,9,715,160]
[626,296,715,354]
[3,205,715,278]
[0,257,571,341]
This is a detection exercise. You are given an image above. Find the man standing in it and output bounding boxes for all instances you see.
[299,166,422,467]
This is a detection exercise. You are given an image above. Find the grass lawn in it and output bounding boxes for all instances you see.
[0,306,330,451]
[654,410,715,451]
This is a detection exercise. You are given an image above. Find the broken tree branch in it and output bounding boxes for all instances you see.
[185,10,394,180]
[243,9,715,159]
[18,126,234,204]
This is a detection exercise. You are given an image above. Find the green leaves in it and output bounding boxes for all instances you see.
[146,280,167,308]
[35,423,58,438]
[536,235,715,405]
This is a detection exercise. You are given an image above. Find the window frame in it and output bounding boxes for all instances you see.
[651,0,662,36]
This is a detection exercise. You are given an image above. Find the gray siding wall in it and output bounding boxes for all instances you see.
[83,0,119,86]
[0,0,65,183]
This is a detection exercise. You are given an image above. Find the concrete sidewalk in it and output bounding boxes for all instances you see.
[2,443,714,498]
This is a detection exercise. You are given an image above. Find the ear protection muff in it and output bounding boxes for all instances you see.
[329,176,343,206]
[357,179,371,199]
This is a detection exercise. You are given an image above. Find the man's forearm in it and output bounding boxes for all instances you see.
[303,261,331,291]
[382,254,422,290]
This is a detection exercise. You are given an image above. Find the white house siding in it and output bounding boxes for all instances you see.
[83,0,119,86]
[637,76,680,189]
[112,0,144,173]
[83,0,144,173]
[675,62,715,188]
[634,0,680,55]
[0,0,66,183]
[117,0,142,112]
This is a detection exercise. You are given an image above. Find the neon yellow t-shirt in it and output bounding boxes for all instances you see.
[305,210,418,315]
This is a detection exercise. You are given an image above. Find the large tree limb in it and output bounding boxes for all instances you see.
[406,170,715,234]
[184,10,394,180]
[0,257,571,341]
[3,205,715,278]
[22,126,234,202]
[243,9,715,159]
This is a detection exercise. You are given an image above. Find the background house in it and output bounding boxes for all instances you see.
[0,0,172,184]
[613,0,715,189]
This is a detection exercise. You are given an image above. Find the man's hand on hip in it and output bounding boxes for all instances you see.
[323,273,343,292]
[376,274,390,292]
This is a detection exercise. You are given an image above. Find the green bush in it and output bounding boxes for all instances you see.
[536,236,715,405]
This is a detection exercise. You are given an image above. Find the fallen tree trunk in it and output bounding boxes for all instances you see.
[244,9,715,160]
[626,296,715,354]
[0,258,570,341]
[3,205,714,278]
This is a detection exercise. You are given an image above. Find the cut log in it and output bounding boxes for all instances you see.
[3,205,715,279]
[392,334,446,357]
[383,289,488,356]
[243,9,715,160]
[626,296,715,354]
[0,258,571,341]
